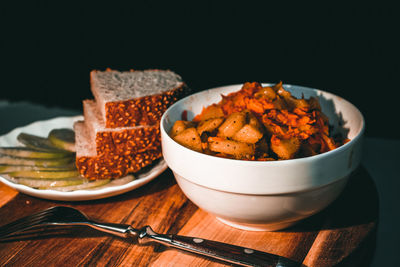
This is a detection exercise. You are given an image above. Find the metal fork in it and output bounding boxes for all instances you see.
[0,206,299,267]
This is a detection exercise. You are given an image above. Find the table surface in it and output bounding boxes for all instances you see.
[0,166,377,267]
[0,102,399,266]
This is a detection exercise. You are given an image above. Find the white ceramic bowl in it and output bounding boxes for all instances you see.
[161,84,364,231]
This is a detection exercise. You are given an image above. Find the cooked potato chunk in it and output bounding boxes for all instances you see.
[276,83,309,110]
[208,137,255,159]
[218,112,246,138]
[170,120,195,137]
[270,136,301,160]
[232,124,263,144]
[173,128,203,152]
[254,86,276,100]
[245,110,264,132]
[197,117,224,135]
[194,104,224,121]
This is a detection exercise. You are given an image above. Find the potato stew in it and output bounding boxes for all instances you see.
[169,82,348,161]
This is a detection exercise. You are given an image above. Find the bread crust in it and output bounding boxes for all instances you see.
[74,120,162,179]
[94,124,161,155]
[103,83,189,128]
[76,149,162,179]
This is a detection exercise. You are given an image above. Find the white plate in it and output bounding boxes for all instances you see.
[0,116,168,201]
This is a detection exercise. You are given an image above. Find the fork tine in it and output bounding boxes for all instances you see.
[0,206,89,238]
[0,207,60,238]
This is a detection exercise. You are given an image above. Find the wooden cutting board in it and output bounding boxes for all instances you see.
[0,166,378,267]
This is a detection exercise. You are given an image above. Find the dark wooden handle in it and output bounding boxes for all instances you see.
[169,234,300,267]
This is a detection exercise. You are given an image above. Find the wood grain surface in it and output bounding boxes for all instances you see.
[0,166,378,267]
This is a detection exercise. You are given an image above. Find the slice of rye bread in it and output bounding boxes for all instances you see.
[90,69,190,128]
[83,99,161,155]
[74,121,162,179]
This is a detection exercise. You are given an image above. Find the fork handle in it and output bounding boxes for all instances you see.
[137,226,299,267]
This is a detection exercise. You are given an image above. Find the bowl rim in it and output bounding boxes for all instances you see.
[161,83,365,167]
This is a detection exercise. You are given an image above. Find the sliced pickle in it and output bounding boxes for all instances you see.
[0,155,73,167]
[48,128,76,152]
[6,171,134,192]
[51,179,111,192]
[0,164,76,173]
[52,175,134,192]
[15,177,84,188]
[0,147,71,158]
[9,169,80,179]
[17,133,62,151]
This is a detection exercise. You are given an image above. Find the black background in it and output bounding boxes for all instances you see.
[1,1,399,139]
